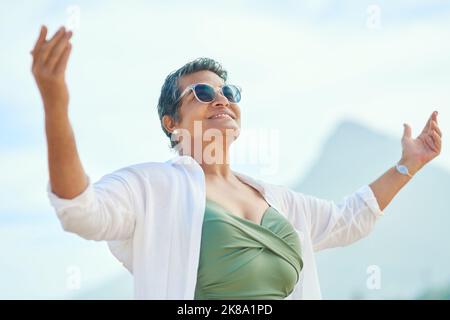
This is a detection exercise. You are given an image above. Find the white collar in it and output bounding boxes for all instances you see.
[166,154,275,210]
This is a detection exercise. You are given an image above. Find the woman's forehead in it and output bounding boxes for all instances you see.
[178,70,224,91]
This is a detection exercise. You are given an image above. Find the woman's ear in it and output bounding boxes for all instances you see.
[162,115,177,134]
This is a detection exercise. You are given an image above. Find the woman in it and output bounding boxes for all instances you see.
[31,26,442,299]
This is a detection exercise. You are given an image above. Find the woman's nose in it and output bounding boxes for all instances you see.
[212,89,230,106]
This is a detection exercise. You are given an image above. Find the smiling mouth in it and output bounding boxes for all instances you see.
[208,113,234,120]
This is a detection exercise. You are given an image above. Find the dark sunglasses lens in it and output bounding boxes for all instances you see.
[194,84,215,102]
[222,85,241,103]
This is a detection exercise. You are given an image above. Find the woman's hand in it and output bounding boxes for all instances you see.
[369,111,442,211]
[400,111,442,175]
[31,25,73,115]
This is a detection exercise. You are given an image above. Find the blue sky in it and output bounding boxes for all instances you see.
[0,0,449,298]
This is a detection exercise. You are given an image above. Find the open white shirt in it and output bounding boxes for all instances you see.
[46,155,384,299]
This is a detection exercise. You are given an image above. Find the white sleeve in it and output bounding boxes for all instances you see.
[46,168,138,241]
[284,184,384,252]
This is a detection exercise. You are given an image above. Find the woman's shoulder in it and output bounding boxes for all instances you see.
[106,161,167,178]
[251,177,312,214]
[110,155,206,190]
[112,156,188,175]
[232,171,308,211]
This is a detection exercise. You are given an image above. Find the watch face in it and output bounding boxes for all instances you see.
[398,165,407,174]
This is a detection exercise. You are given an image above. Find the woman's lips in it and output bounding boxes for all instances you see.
[208,113,234,120]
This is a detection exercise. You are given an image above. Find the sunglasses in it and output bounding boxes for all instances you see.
[177,83,242,104]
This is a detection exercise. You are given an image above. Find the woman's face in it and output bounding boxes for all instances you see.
[165,70,241,150]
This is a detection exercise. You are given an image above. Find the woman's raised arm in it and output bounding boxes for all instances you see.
[369,111,442,211]
[31,25,87,200]
[32,25,137,241]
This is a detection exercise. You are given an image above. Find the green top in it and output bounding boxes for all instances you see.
[194,198,303,300]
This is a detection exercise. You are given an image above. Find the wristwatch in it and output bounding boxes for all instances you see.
[395,162,413,178]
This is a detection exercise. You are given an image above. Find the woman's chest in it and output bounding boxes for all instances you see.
[205,180,270,225]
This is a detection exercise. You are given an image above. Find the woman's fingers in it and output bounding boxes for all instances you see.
[430,120,442,137]
[54,43,72,74]
[31,26,74,77]
[422,111,438,136]
[422,112,434,134]
[39,27,66,63]
[425,135,438,153]
[47,31,73,71]
[430,130,442,152]
[31,26,47,68]
[31,25,47,55]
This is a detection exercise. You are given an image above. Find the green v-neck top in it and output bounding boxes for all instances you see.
[194,198,303,300]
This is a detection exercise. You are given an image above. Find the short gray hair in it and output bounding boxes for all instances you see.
[157,57,228,148]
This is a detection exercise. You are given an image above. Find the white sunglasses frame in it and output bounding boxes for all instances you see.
[176,83,242,105]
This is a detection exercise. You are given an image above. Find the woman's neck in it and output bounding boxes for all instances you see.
[179,140,236,181]
[200,162,233,179]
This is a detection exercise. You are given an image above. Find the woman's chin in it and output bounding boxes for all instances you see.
[206,124,239,134]
[204,118,239,131]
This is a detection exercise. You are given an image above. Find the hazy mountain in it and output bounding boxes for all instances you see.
[416,283,450,300]
[295,120,450,299]
[72,119,450,299]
